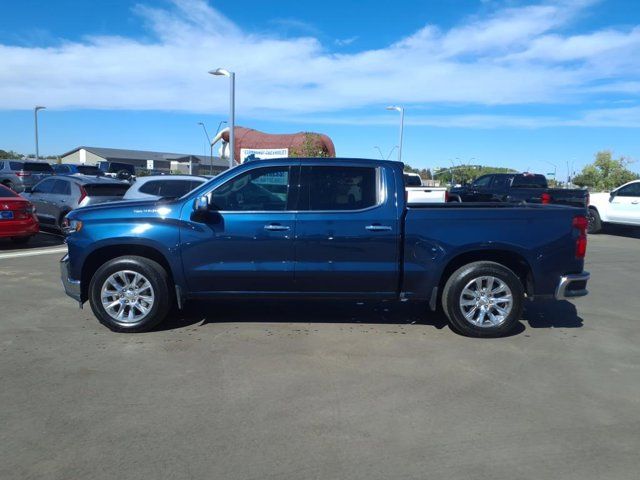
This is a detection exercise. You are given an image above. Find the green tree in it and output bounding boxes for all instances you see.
[573,151,638,190]
[289,133,330,158]
[0,149,23,159]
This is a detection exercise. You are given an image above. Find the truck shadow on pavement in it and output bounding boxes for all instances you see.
[0,232,65,251]
[598,225,640,239]
[158,298,583,335]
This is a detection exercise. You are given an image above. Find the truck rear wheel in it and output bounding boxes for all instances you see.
[587,207,602,234]
[88,256,172,332]
[442,261,523,337]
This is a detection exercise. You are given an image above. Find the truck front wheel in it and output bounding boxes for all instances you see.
[88,256,172,332]
[442,261,524,337]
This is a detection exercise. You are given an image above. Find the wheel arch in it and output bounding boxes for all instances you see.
[438,249,534,301]
[80,244,174,302]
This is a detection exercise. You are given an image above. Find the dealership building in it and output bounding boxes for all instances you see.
[59,146,228,175]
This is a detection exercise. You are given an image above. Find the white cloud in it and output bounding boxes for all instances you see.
[0,0,638,128]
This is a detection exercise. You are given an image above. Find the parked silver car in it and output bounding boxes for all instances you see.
[123,175,207,200]
[22,175,129,230]
[0,160,55,192]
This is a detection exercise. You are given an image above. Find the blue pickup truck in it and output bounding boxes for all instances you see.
[61,158,590,337]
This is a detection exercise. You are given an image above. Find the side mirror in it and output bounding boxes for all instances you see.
[193,195,209,211]
[609,191,617,202]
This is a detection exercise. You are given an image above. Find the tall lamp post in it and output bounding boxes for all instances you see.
[34,106,46,160]
[386,105,404,163]
[209,68,235,169]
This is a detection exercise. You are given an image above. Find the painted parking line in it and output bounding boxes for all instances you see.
[0,246,68,260]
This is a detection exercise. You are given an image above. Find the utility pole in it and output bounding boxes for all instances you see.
[34,106,46,160]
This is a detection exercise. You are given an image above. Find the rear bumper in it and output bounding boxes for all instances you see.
[555,272,590,300]
[60,254,82,303]
[0,219,39,238]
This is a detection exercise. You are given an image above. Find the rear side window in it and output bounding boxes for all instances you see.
[53,164,71,174]
[139,181,163,196]
[404,174,422,187]
[512,174,547,188]
[24,162,54,173]
[84,184,129,197]
[298,166,378,211]
[52,180,71,195]
[77,165,100,175]
[10,162,24,170]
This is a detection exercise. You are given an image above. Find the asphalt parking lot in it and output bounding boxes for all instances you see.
[1,229,639,480]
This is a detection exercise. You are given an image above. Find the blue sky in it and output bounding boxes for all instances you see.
[1,0,639,176]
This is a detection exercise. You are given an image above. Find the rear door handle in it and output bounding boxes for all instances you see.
[264,224,290,231]
[632,201,639,204]
[366,225,392,232]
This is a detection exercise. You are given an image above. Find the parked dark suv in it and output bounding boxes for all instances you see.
[0,160,55,192]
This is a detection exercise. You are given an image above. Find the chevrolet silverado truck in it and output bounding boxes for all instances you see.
[587,180,640,233]
[60,158,590,337]
[450,173,589,208]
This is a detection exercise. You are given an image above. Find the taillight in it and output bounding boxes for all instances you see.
[78,185,87,205]
[16,170,31,177]
[573,215,588,259]
[445,190,450,202]
[541,192,551,204]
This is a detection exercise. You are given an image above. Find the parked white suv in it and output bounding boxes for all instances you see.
[588,180,640,233]
[123,175,207,200]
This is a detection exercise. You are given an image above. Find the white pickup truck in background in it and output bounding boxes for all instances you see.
[404,172,455,203]
[587,179,640,233]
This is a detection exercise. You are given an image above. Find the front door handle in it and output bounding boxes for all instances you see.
[632,201,639,204]
[264,224,290,231]
[366,225,392,232]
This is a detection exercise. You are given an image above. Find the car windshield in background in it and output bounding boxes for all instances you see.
[511,174,547,188]
[83,184,130,197]
[76,165,100,175]
[23,162,54,172]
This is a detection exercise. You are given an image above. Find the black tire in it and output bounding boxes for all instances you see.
[442,261,524,338]
[10,236,31,244]
[88,256,172,333]
[587,207,602,234]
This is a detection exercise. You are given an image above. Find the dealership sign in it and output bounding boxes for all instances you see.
[240,148,289,163]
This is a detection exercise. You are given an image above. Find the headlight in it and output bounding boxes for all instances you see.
[62,218,83,235]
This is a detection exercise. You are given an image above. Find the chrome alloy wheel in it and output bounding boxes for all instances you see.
[100,270,155,323]
[459,276,513,328]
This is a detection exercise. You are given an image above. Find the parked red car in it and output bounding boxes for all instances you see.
[0,184,39,244]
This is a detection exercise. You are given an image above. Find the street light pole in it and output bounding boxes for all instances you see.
[209,68,235,169]
[34,106,46,160]
[386,106,404,163]
[374,146,385,160]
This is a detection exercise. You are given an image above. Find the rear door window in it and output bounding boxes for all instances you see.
[138,181,163,196]
[298,166,378,211]
[512,174,547,188]
[24,162,54,173]
[472,175,493,188]
[52,179,71,195]
[158,180,198,198]
[491,175,511,190]
[33,178,56,194]
[10,162,24,170]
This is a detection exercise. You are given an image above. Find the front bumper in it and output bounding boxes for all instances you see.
[555,272,590,300]
[60,254,82,303]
